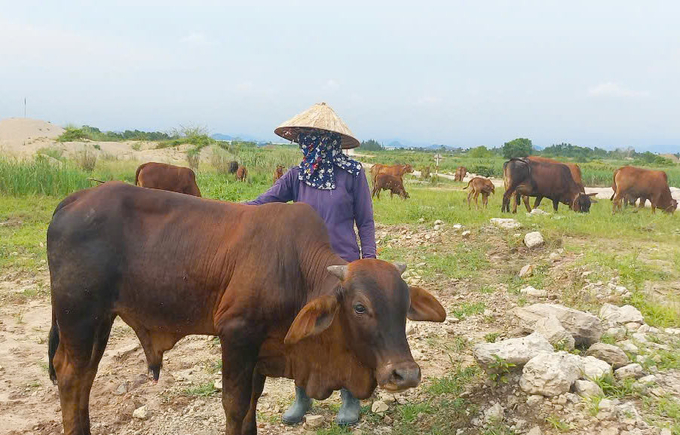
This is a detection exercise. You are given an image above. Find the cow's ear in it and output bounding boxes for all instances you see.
[407,286,446,322]
[284,294,340,345]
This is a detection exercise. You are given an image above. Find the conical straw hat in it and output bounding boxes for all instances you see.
[274,102,360,149]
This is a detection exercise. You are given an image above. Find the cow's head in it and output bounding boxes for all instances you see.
[404,164,414,173]
[572,192,597,213]
[284,259,445,392]
[665,198,678,214]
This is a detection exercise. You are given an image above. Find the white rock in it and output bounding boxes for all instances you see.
[599,304,644,325]
[473,331,554,370]
[132,405,149,420]
[586,343,630,369]
[452,224,463,230]
[484,403,504,422]
[599,427,619,435]
[513,303,603,346]
[520,286,548,298]
[524,232,545,249]
[580,356,612,379]
[549,252,561,262]
[574,379,603,397]
[213,379,222,391]
[526,395,543,407]
[520,351,582,397]
[490,218,521,230]
[533,315,575,350]
[605,327,626,341]
[625,322,642,331]
[618,341,639,354]
[304,415,324,428]
[631,332,647,343]
[660,428,672,435]
[614,363,643,380]
[519,264,534,278]
[637,324,650,334]
[527,427,543,435]
[434,219,443,225]
[665,327,680,335]
[529,209,549,216]
[461,230,471,238]
[371,400,389,414]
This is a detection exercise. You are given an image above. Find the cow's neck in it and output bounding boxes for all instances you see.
[300,245,346,302]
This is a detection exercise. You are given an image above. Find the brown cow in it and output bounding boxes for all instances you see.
[371,164,413,186]
[273,165,285,184]
[464,177,495,209]
[236,165,248,182]
[502,158,596,213]
[610,167,650,209]
[611,166,677,214]
[372,173,409,199]
[454,166,467,182]
[47,182,445,435]
[135,162,201,197]
[522,156,583,208]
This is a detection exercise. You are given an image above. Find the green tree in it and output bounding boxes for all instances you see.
[360,139,383,151]
[502,138,533,159]
[468,145,493,158]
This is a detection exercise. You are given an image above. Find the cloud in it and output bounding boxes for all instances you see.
[416,95,442,105]
[587,82,650,98]
[180,32,213,46]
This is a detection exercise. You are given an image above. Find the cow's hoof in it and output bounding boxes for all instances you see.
[282,387,311,425]
[336,388,360,426]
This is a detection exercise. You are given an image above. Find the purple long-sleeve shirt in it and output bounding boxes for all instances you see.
[246,166,376,262]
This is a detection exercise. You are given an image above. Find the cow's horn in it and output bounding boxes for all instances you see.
[327,265,348,281]
[394,262,407,275]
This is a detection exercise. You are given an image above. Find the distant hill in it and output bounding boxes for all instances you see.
[211,133,234,141]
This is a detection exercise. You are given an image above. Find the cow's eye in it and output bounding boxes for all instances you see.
[354,304,366,315]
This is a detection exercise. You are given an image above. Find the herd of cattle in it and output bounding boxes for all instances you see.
[46,157,676,434]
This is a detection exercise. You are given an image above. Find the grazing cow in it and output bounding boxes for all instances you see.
[454,166,467,182]
[47,182,445,435]
[502,158,596,213]
[611,166,677,214]
[273,165,285,184]
[609,167,650,209]
[134,162,201,197]
[372,173,409,199]
[464,177,495,209]
[228,160,239,174]
[371,164,413,186]
[520,156,584,208]
[236,165,248,182]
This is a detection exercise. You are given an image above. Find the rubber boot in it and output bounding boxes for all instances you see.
[282,386,312,425]
[336,388,361,425]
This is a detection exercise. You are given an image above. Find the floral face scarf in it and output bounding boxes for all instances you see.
[297,129,362,190]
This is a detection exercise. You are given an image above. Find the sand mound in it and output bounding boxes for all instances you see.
[0,118,65,146]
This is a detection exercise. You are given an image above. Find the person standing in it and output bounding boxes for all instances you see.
[246,102,375,425]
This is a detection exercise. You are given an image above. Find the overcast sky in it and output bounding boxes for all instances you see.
[1,1,679,151]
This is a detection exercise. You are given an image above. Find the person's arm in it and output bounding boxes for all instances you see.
[245,169,295,205]
[353,168,377,258]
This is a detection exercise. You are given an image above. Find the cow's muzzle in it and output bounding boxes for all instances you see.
[377,361,421,392]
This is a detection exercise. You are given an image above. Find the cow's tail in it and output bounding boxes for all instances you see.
[610,170,618,201]
[48,309,59,384]
[134,164,143,186]
[463,179,473,190]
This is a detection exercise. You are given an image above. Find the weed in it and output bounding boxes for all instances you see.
[397,402,433,422]
[453,302,486,319]
[183,382,216,396]
[75,149,97,172]
[545,415,571,432]
[484,332,501,343]
[487,355,515,384]
[131,143,141,151]
[426,366,480,396]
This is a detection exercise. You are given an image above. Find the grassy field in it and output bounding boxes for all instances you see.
[1,147,680,434]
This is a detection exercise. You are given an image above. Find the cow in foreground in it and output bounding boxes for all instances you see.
[236,165,248,182]
[273,165,285,184]
[134,162,201,197]
[464,177,495,209]
[454,166,467,182]
[47,182,445,435]
[372,173,409,199]
[502,158,596,213]
[611,166,677,214]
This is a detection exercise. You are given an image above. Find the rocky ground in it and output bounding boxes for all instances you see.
[1,218,679,435]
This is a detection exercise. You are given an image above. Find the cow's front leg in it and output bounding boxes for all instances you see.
[220,333,260,435]
[242,372,266,435]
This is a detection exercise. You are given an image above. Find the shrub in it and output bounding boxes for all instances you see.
[75,149,97,172]
[187,149,200,171]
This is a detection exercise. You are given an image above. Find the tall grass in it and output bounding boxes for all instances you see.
[0,157,91,196]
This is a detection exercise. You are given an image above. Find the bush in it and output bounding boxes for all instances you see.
[75,149,97,172]
[503,138,533,159]
[210,147,233,174]
[187,149,200,171]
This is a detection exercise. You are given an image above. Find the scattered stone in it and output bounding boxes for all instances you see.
[473,331,553,370]
[384,415,393,425]
[549,252,561,262]
[605,327,626,341]
[132,405,149,420]
[418,217,425,223]
[529,209,549,216]
[586,343,630,368]
[631,332,647,343]
[615,364,643,380]
[490,218,521,230]
[520,351,582,397]
[371,400,389,414]
[599,304,644,325]
[625,322,642,332]
[519,264,534,278]
[574,379,603,397]
[434,224,442,231]
[114,382,129,396]
[304,415,324,429]
[637,324,650,334]
[452,224,463,230]
[484,403,504,422]
[580,356,612,379]
[520,286,548,298]
[618,341,639,354]
[524,232,545,249]
[527,427,543,435]
[660,429,672,435]
[213,379,222,391]
[112,343,141,359]
[665,327,680,335]
[533,315,575,350]
[526,395,543,407]
[600,426,619,435]
[434,219,443,225]
[461,230,471,238]
[513,303,603,346]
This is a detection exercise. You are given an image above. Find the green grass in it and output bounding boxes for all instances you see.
[452,302,486,319]
[182,382,217,396]
[426,366,480,396]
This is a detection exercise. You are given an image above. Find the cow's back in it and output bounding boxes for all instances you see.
[136,162,201,196]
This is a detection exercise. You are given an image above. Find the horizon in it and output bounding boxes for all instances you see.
[1,1,679,153]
